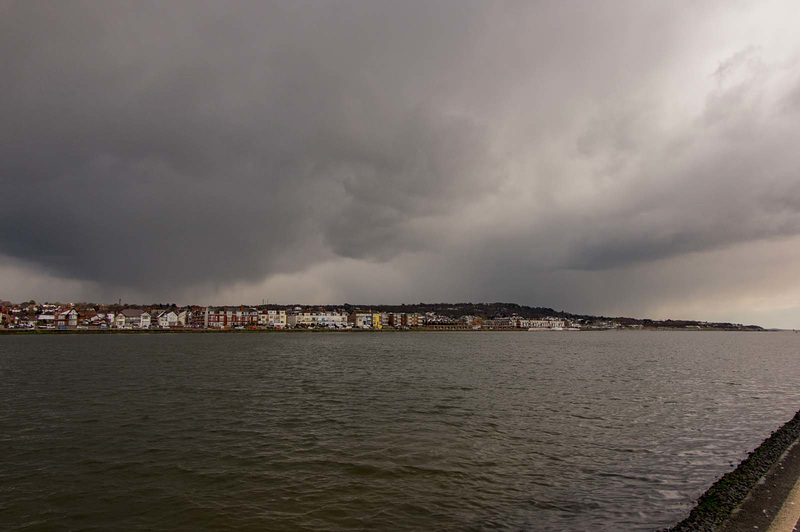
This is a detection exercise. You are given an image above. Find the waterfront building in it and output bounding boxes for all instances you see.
[424,313,456,325]
[286,311,312,328]
[54,309,79,329]
[527,318,566,329]
[317,311,348,328]
[204,306,258,328]
[115,308,150,328]
[288,310,347,328]
[185,307,207,327]
[459,315,482,326]
[155,310,179,328]
[402,313,422,328]
[377,313,390,328]
[483,317,516,328]
[206,307,227,328]
[235,307,259,327]
[349,312,374,329]
[259,309,287,328]
[37,314,55,328]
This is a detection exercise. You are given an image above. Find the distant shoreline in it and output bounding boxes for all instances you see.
[0,327,773,335]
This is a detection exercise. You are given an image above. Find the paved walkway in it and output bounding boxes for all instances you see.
[720,440,800,532]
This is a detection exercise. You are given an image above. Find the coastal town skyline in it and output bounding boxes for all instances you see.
[0,298,766,332]
[3,1,800,330]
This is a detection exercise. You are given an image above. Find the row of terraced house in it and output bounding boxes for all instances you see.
[2,302,569,331]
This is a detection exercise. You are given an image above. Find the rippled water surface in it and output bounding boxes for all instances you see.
[1,331,799,531]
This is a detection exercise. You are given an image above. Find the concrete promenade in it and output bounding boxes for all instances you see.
[719,438,800,532]
[668,410,800,532]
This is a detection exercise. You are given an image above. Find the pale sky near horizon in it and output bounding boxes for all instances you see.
[2,1,800,328]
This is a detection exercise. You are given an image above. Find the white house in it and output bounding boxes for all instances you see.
[527,318,566,330]
[316,311,348,328]
[156,311,179,328]
[116,309,151,328]
[286,311,348,329]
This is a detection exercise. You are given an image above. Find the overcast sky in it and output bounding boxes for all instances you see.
[2,0,800,327]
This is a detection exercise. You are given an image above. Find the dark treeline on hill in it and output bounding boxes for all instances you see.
[341,302,571,320]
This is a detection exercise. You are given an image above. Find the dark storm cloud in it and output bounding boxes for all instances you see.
[1,0,800,306]
[0,0,507,292]
[0,1,483,288]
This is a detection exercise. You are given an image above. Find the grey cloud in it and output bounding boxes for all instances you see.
[1,0,497,293]
[2,0,800,312]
